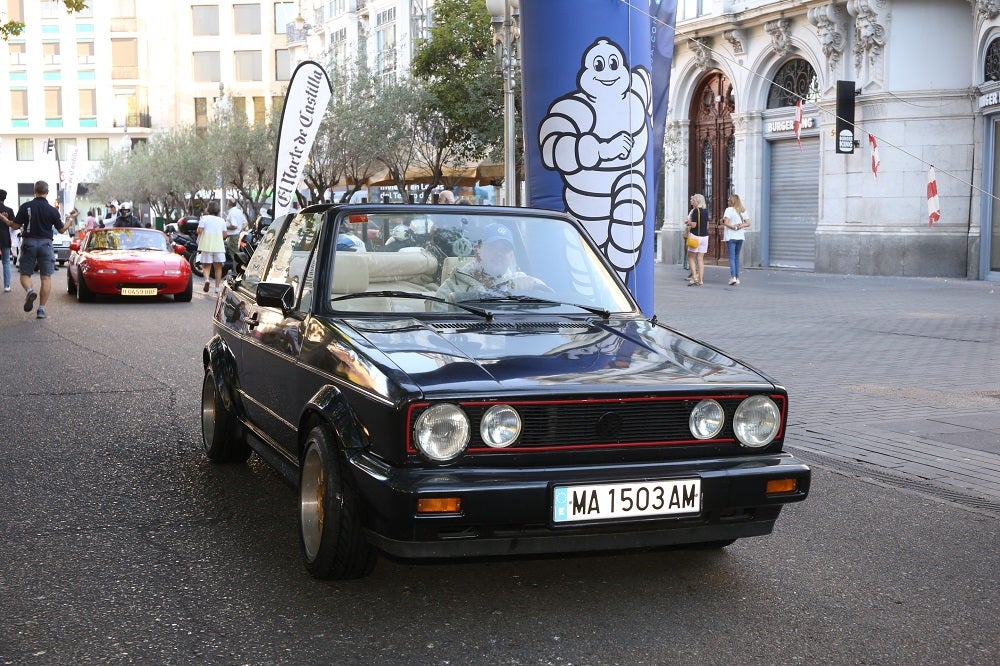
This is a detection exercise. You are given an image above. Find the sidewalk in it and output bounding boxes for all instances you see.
[651,261,1000,515]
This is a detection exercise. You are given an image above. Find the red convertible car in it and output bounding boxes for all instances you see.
[67,228,193,302]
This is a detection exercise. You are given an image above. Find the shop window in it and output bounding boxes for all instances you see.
[766,59,820,109]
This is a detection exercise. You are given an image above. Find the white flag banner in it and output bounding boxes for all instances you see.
[272,61,332,219]
[63,145,80,217]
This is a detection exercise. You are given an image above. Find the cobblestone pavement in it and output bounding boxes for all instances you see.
[652,261,1000,516]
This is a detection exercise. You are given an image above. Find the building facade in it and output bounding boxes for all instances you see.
[664,0,1000,281]
[0,1,297,214]
[288,1,432,79]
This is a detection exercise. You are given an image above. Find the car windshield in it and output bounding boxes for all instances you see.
[328,209,635,316]
[87,229,169,252]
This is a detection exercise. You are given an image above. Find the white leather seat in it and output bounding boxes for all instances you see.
[331,253,369,294]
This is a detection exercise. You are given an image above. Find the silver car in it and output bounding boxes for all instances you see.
[52,231,72,266]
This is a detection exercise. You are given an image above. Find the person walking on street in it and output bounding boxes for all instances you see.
[685,193,710,286]
[102,200,118,228]
[0,189,15,293]
[197,201,227,295]
[0,180,71,318]
[224,201,248,262]
[722,194,750,286]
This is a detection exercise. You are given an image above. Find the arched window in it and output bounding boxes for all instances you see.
[986,39,1000,82]
[766,59,820,108]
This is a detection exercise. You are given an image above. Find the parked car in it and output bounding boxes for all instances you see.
[67,227,193,302]
[52,231,72,266]
[201,204,811,579]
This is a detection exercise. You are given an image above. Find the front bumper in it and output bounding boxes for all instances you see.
[350,452,810,559]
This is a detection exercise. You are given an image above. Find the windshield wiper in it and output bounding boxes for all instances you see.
[331,290,493,320]
[470,295,611,319]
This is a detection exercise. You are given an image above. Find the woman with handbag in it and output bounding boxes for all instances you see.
[685,194,709,286]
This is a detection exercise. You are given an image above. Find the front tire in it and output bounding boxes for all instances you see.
[300,426,377,579]
[189,253,204,278]
[77,273,95,302]
[175,276,193,302]
[201,370,250,463]
[67,267,77,295]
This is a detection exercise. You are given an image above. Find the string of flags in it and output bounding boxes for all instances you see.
[927,167,941,228]
[868,133,879,179]
[794,99,803,151]
[866,130,938,227]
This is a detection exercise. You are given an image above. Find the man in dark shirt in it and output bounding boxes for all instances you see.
[0,180,71,319]
[0,189,14,293]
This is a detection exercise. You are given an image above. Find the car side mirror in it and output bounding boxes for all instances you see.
[174,244,186,255]
[70,240,80,252]
[256,282,294,312]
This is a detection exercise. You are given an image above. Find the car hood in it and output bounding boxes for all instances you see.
[341,317,774,397]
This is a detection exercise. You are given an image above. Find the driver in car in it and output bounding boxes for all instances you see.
[436,224,548,302]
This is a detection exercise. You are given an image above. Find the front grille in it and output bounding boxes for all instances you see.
[407,394,784,454]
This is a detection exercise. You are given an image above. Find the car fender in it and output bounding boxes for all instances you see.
[299,385,368,456]
[203,334,243,417]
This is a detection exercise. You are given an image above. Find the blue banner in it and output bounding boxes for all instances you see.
[521,0,677,315]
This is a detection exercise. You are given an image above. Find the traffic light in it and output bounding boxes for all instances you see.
[45,138,54,154]
[835,81,857,154]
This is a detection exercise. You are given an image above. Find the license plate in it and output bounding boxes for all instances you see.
[552,479,701,523]
[121,287,157,296]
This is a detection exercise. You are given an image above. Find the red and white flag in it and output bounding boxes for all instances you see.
[927,166,941,227]
[868,133,880,179]
[794,99,803,151]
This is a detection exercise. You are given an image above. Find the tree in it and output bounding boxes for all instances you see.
[410,0,503,162]
[325,68,394,203]
[370,78,428,201]
[1,1,87,40]
[209,102,277,219]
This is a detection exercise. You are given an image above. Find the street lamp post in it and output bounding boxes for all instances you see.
[485,0,519,207]
[216,83,230,211]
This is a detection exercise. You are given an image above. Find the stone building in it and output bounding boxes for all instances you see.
[663,0,1000,281]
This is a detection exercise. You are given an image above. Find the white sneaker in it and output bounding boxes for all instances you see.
[728,277,737,285]
[3,287,10,292]
[735,278,740,285]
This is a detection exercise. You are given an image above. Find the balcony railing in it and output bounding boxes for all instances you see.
[114,112,151,129]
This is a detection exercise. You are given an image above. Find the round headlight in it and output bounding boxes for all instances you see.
[414,404,470,462]
[689,399,724,440]
[480,404,521,448]
[733,395,781,448]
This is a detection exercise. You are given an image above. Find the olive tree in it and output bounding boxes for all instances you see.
[209,105,277,219]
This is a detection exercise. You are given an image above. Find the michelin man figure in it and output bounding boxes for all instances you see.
[538,38,652,280]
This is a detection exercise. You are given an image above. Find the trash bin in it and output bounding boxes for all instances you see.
[155,217,165,231]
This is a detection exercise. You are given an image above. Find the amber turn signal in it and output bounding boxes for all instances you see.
[766,478,798,495]
[417,497,462,514]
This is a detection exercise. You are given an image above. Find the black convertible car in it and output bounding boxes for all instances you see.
[202,203,810,579]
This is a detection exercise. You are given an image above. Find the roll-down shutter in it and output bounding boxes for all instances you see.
[768,137,819,269]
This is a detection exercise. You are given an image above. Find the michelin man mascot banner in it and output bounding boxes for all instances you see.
[521,0,676,314]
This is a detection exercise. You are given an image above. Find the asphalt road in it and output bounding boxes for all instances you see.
[0,271,997,665]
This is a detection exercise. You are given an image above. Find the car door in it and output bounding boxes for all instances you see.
[239,210,327,459]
